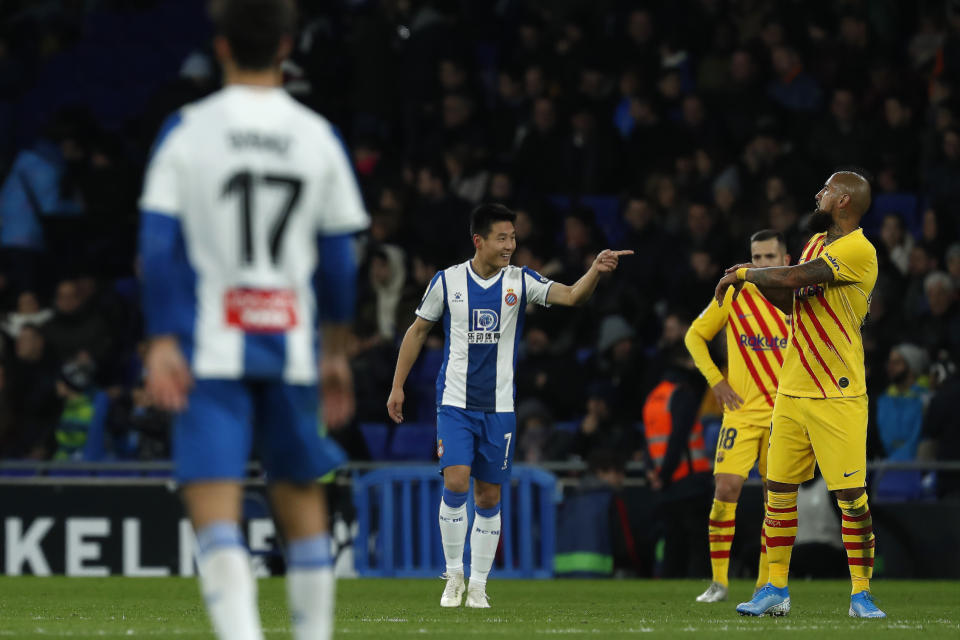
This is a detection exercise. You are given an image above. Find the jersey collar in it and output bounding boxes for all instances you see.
[465,260,504,289]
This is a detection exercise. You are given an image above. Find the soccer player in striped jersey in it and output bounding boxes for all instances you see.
[387,203,631,608]
[716,171,885,619]
[140,1,365,638]
[685,230,790,603]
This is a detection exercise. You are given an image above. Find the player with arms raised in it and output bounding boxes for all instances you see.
[387,203,630,608]
[685,230,790,603]
[716,172,885,618]
[139,1,366,638]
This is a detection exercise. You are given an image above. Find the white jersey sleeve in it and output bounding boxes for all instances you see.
[139,113,185,216]
[316,125,369,236]
[415,271,445,322]
[522,266,554,306]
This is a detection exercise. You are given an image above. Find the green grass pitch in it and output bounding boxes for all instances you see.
[0,577,957,638]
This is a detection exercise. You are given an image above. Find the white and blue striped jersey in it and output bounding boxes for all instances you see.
[416,260,554,412]
[139,85,368,384]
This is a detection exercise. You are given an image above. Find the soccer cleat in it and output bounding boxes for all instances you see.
[695,582,728,603]
[464,582,490,608]
[849,592,886,618]
[736,583,790,616]
[440,571,465,607]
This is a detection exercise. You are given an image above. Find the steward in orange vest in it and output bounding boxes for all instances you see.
[642,379,712,488]
[641,348,714,578]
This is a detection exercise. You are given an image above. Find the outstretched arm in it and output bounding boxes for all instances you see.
[546,249,633,307]
[386,316,435,423]
[715,259,834,313]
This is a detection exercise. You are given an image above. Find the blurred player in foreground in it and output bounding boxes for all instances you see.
[685,230,790,602]
[139,1,367,638]
[387,203,630,608]
[716,171,885,619]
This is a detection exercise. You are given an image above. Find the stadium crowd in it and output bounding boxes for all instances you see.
[0,0,957,506]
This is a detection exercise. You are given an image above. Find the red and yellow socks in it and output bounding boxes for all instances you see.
[708,499,736,587]
[756,528,769,589]
[838,493,875,595]
[764,491,798,589]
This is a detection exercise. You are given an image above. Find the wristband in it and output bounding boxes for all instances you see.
[736,267,749,281]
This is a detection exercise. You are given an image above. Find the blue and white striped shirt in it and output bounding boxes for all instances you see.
[416,260,553,412]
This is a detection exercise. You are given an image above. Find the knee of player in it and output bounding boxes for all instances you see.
[443,467,471,493]
[473,484,501,510]
[833,486,866,502]
[714,474,744,502]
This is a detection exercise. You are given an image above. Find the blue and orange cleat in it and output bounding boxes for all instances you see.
[736,583,791,616]
[849,591,886,618]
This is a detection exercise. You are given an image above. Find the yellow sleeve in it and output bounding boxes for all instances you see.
[684,290,730,388]
[821,234,877,284]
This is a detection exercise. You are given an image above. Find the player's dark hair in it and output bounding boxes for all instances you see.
[750,229,787,251]
[211,0,297,71]
[470,203,516,238]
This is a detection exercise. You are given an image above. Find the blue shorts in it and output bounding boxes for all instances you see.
[436,405,516,485]
[173,379,346,484]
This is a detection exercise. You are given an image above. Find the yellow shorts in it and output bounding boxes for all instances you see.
[713,416,769,479]
[767,393,868,491]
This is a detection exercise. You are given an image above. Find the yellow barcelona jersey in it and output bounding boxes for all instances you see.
[779,228,878,398]
[686,282,790,424]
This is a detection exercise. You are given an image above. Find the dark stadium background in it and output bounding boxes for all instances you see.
[0,0,957,580]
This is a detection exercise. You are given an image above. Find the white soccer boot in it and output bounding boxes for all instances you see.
[440,571,465,607]
[464,581,490,608]
[695,581,728,603]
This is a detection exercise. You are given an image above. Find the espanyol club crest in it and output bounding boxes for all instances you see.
[505,289,518,306]
[437,439,444,458]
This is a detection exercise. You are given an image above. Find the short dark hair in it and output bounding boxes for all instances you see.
[211,0,297,70]
[750,229,787,251]
[470,203,516,238]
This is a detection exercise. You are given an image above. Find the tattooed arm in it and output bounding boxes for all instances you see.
[715,259,835,314]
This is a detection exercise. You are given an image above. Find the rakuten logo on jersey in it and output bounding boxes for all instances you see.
[225,288,298,333]
[740,334,787,351]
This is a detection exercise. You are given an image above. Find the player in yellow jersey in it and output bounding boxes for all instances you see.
[686,230,790,603]
[715,171,886,619]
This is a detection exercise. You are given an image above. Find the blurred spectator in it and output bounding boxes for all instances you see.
[916,271,960,356]
[876,344,930,461]
[808,88,871,175]
[515,96,566,193]
[0,108,90,288]
[1,290,52,339]
[925,129,960,209]
[878,212,913,276]
[904,244,939,318]
[566,381,641,463]
[946,243,960,290]
[42,279,112,369]
[562,100,621,193]
[921,352,960,498]
[588,315,645,422]
[405,161,471,265]
[767,46,822,113]
[515,317,580,421]
[357,245,406,342]
[52,357,99,460]
[873,96,920,191]
[2,324,60,458]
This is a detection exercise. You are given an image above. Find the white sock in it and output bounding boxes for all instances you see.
[195,522,263,640]
[286,534,336,640]
[438,495,468,573]
[469,506,501,587]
